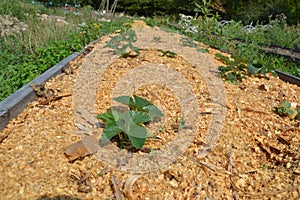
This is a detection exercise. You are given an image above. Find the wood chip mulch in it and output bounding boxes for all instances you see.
[0,20,299,199]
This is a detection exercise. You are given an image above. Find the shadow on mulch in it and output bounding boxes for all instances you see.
[36,195,82,200]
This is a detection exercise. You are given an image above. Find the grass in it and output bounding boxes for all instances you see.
[0,0,131,101]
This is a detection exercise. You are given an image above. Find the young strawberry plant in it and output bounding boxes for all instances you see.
[273,100,300,120]
[216,53,272,84]
[104,29,140,58]
[97,95,164,150]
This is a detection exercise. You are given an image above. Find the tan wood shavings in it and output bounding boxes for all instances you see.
[0,20,299,199]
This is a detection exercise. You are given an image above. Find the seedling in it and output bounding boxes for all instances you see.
[273,100,300,120]
[97,95,164,150]
[171,117,189,132]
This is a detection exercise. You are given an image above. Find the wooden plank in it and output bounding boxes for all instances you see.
[275,70,300,87]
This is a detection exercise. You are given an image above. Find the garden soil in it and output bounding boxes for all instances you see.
[0,20,299,199]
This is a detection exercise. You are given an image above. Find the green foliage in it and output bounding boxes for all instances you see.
[97,95,164,149]
[273,100,300,120]
[222,0,300,25]
[0,0,131,101]
[216,53,272,83]
[104,29,140,57]
[177,11,299,79]
[116,0,199,17]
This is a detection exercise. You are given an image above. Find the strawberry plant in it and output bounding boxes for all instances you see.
[273,100,300,120]
[104,29,140,58]
[216,53,272,84]
[97,95,164,149]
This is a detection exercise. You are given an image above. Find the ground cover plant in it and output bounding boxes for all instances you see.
[0,0,131,101]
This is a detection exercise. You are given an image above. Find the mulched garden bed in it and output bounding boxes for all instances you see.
[0,20,299,200]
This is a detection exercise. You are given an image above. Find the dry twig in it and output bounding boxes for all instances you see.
[111,175,123,200]
[229,143,239,200]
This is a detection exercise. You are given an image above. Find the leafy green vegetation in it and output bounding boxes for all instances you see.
[104,29,140,57]
[175,0,300,79]
[1,0,299,101]
[221,0,300,25]
[273,100,300,120]
[0,0,131,101]
[97,95,164,150]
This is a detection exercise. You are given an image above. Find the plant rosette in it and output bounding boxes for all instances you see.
[97,95,164,150]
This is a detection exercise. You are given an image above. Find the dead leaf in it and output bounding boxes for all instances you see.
[64,136,100,162]
[70,170,93,193]
[64,140,88,162]
[243,107,269,115]
[258,84,269,91]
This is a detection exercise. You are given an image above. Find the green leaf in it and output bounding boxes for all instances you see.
[124,116,147,149]
[111,109,123,122]
[101,121,121,142]
[287,110,294,116]
[165,50,176,58]
[113,96,131,106]
[110,109,127,130]
[133,95,152,110]
[284,100,291,109]
[128,111,151,124]
[143,105,164,120]
[247,64,259,75]
[260,67,268,75]
[225,73,238,83]
[296,108,300,114]
[97,112,114,122]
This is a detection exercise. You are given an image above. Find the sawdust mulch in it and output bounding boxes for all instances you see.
[0,20,299,199]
